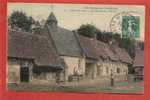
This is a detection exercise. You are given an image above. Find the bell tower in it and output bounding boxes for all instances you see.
[46,12,58,30]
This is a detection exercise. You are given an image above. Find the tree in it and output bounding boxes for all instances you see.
[31,21,42,35]
[77,24,100,38]
[119,38,136,59]
[9,11,35,32]
[97,31,114,43]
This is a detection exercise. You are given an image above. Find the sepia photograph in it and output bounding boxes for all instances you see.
[7,3,144,94]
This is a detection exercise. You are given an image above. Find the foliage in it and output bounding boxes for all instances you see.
[119,38,136,59]
[8,11,35,32]
[77,24,100,38]
[98,32,136,59]
[97,31,113,43]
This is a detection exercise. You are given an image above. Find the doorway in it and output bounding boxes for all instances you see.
[20,67,29,82]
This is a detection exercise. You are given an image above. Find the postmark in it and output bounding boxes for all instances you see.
[110,11,140,38]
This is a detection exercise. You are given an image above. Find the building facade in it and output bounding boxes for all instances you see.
[7,30,62,84]
[78,35,99,79]
[78,35,132,81]
[42,12,85,81]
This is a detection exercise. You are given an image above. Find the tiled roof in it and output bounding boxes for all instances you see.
[97,41,119,61]
[78,35,118,61]
[78,35,99,59]
[78,35,132,64]
[45,25,83,57]
[8,30,62,69]
[111,45,133,64]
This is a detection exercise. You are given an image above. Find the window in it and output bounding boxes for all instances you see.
[106,67,109,74]
[97,66,101,76]
[117,68,121,74]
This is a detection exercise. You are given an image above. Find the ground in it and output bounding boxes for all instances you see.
[7,78,144,94]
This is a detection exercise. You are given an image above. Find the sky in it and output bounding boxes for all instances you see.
[8,3,145,41]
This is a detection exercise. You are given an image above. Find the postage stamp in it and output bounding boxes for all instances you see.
[7,3,145,94]
[110,11,141,38]
[122,15,140,38]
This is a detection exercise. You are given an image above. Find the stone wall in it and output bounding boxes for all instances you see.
[7,58,33,84]
[7,59,20,84]
[61,56,85,81]
[97,60,128,81]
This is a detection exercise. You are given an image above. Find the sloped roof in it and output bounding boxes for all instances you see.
[8,30,62,69]
[45,25,83,57]
[78,35,119,61]
[111,46,133,64]
[133,50,144,67]
[47,12,57,22]
[97,41,119,61]
[77,35,131,63]
[78,35,99,59]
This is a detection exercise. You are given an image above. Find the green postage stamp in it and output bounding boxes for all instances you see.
[110,11,144,39]
[122,16,140,38]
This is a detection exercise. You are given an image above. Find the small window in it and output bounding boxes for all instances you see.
[117,68,120,74]
[106,67,109,74]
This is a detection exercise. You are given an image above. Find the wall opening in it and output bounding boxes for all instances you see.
[20,67,29,82]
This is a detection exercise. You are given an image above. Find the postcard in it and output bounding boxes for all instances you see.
[7,3,145,94]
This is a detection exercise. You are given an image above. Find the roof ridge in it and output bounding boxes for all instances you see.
[9,29,50,40]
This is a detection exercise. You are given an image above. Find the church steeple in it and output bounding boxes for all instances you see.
[47,12,58,28]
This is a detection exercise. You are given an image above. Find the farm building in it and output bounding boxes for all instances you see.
[78,35,99,79]
[78,35,132,81]
[42,12,85,81]
[109,41,133,81]
[7,30,63,84]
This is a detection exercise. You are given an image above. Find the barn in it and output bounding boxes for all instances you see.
[7,30,63,84]
[78,35,132,81]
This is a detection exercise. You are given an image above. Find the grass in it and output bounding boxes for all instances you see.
[7,81,144,94]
